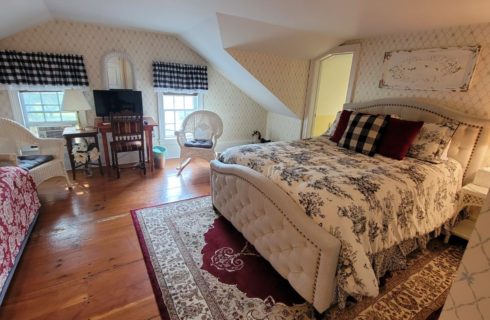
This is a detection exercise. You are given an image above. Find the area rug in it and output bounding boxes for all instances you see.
[131,196,464,320]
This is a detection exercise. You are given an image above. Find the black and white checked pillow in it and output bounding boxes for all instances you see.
[339,113,390,156]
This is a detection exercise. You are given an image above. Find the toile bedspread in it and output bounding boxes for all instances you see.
[218,136,462,299]
[0,167,40,294]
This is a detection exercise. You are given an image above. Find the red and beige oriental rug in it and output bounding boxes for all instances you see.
[131,196,464,320]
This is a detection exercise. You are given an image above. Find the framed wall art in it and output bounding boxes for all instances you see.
[379,46,481,92]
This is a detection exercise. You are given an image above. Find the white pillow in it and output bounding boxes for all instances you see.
[194,124,212,140]
[407,122,458,163]
[440,139,451,160]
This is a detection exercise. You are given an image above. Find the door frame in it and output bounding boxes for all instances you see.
[302,43,360,138]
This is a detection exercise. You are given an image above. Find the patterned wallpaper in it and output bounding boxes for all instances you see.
[0,91,12,119]
[266,22,490,144]
[266,112,302,142]
[227,48,310,118]
[0,20,267,143]
[441,192,490,319]
[353,22,490,118]
[205,69,266,142]
[351,23,490,317]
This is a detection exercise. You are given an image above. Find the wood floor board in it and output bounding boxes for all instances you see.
[3,260,156,319]
[0,158,210,319]
[14,233,144,292]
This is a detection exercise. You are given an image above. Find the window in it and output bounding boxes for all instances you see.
[19,91,77,135]
[160,93,200,139]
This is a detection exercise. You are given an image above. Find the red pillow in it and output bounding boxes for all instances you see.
[330,110,353,143]
[377,118,424,160]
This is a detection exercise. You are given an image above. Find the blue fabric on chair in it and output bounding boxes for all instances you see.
[184,139,213,149]
[18,155,54,171]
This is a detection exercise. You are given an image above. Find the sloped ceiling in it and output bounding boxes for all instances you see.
[226,47,311,118]
[217,13,340,59]
[2,0,490,117]
[179,17,297,117]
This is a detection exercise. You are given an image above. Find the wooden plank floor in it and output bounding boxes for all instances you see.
[0,159,211,320]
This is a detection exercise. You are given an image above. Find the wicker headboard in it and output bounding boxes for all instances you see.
[344,98,490,184]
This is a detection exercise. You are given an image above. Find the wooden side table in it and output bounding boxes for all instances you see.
[445,183,488,242]
[62,127,104,180]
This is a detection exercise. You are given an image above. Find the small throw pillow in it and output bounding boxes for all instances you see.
[339,113,390,156]
[330,110,353,143]
[194,124,212,140]
[377,118,424,160]
[407,121,459,163]
[323,111,341,137]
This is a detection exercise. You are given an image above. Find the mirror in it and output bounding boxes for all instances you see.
[102,52,135,90]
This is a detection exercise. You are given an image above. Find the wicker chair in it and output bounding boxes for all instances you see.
[0,117,71,187]
[175,110,223,175]
[110,114,146,178]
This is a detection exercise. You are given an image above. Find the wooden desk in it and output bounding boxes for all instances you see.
[95,117,158,175]
[62,127,104,180]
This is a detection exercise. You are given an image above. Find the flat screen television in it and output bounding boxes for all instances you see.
[93,89,143,117]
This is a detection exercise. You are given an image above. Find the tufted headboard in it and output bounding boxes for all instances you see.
[344,98,490,184]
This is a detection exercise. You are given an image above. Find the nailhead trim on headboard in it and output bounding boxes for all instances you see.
[348,103,484,180]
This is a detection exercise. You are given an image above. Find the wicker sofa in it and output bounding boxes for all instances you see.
[0,118,71,187]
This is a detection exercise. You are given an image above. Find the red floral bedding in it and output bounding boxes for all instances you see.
[0,167,40,293]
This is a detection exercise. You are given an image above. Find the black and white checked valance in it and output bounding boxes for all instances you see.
[0,50,89,87]
[153,62,208,91]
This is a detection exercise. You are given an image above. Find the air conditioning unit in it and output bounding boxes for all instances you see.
[37,126,65,139]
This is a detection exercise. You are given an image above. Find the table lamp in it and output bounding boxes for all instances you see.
[62,89,91,130]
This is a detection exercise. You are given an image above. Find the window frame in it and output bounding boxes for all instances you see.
[17,90,77,128]
[157,92,203,141]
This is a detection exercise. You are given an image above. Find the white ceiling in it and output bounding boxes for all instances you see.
[1,0,490,116]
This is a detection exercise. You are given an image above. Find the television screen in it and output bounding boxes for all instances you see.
[93,90,143,117]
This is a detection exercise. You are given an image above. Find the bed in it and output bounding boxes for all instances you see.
[210,98,490,312]
[0,166,40,305]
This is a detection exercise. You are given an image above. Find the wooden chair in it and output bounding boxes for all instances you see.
[109,114,146,178]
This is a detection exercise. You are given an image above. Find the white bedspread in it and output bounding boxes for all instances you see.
[219,136,462,298]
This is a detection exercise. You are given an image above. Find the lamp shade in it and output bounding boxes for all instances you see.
[62,90,91,111]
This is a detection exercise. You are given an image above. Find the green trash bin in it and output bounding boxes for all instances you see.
[153,146,167,169]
